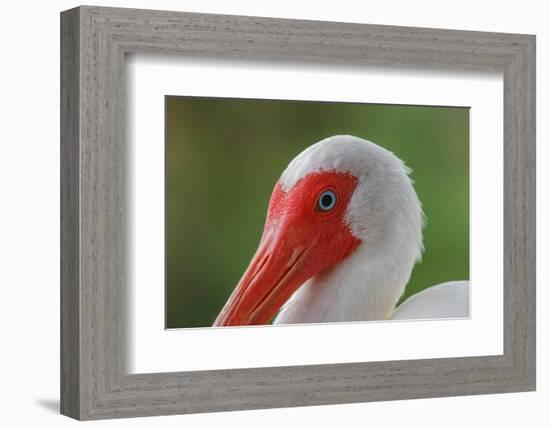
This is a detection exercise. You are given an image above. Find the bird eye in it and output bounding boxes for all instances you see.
[317,190,337,212]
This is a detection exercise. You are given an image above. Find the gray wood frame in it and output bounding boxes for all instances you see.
[60,5,536,420]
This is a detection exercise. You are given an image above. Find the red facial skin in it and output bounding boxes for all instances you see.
[213,172,361,327]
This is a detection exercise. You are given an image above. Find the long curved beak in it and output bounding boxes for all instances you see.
[213,226,310,327]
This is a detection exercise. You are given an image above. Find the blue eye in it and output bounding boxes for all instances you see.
[318,190,337,212]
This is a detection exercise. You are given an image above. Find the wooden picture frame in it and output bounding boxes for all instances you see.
[60,5,536,420]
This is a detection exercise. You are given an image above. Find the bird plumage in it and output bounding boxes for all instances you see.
[390,281,470,320]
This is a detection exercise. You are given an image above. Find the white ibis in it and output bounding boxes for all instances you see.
[213,135,469,326]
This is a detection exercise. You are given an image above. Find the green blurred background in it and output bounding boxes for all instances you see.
[165,96,469,329]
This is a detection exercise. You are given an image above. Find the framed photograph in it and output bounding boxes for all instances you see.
[60,5,536,420]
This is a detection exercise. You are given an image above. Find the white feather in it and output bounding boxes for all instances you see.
[390,281,470,320]
[273,135,469,324]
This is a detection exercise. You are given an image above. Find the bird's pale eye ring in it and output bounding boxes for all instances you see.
[317,190,337,212]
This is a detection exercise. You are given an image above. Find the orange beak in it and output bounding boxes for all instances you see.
[213,223,314,327]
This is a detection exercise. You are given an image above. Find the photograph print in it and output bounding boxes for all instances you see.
[165,96,469,329]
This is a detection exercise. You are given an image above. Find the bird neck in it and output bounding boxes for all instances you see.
[274,217,421,324]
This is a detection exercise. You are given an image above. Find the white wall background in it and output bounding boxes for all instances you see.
[0,0,546,425]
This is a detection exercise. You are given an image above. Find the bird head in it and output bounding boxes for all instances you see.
[213,135,423,326]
